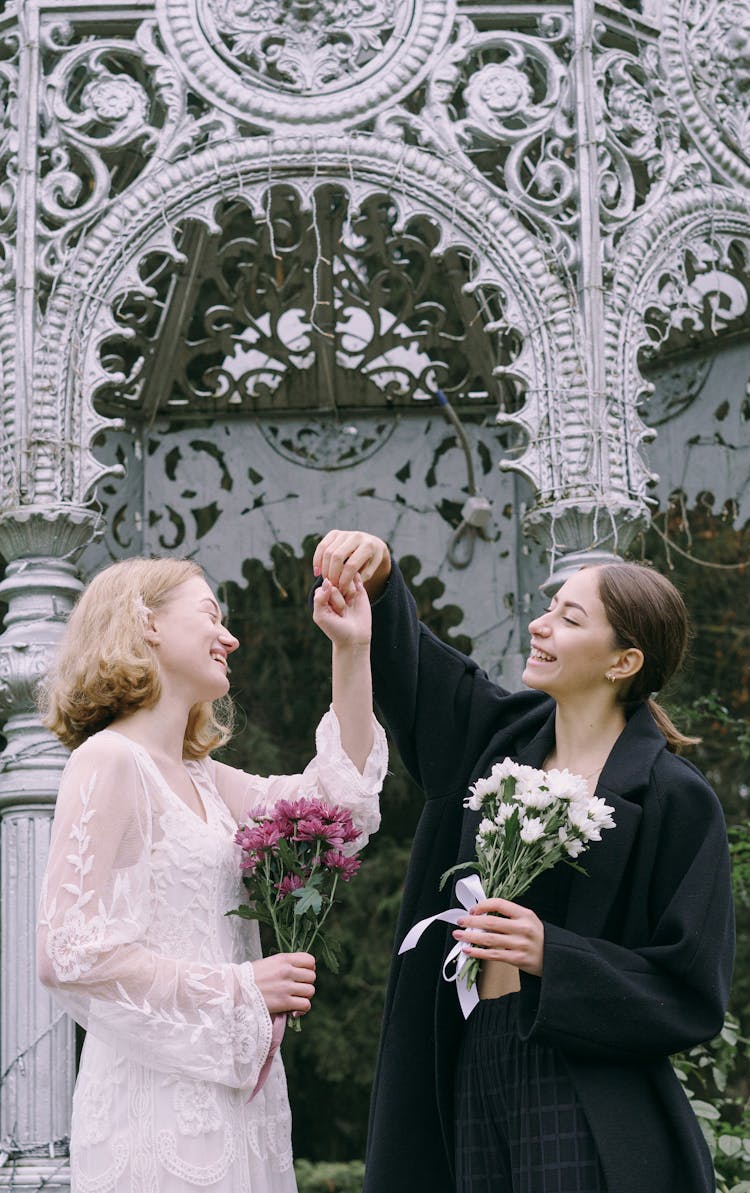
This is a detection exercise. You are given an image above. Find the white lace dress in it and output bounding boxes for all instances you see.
[37,710,387,1193]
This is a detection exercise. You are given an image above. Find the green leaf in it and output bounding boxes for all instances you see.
[316,934,341,974]
[438,859,478,891]
[277,838,305,875]
[691,1099,721,1121]
[564,860,590,878]
[226,904,274,926]
[293,884,323,916]
[718,1135,743,1157]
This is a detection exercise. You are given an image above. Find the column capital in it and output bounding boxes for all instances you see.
[0,505,101,563]
[522,496,649,593]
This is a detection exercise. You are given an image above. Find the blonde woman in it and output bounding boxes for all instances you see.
[37,557,386,1193]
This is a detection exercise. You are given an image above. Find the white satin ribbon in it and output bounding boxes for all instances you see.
[398,873,486,1019]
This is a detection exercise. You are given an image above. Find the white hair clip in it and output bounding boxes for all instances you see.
[134,595,152,626]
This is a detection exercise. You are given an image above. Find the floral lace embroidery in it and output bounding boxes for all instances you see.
[71,1137,129,1193]
[156,1123,236,1184]
[46,904,107,983]
[173,1080,222,1136]
[40,717,386,1190]
[73,1068,118,1146]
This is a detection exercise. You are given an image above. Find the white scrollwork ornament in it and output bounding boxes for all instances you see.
[206,0,398,91]
[0,26,19,285]
[375,18,576,263]
[160,0,453,128]
[597,49,672,233]
[37,21,189,278]
[662,0,750,187]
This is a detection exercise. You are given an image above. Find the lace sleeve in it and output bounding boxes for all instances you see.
[37,734,271,1091]
[216,708,387,846]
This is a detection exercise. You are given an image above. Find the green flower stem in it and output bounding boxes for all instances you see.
[304,872,340,954]
[263,852,292,953]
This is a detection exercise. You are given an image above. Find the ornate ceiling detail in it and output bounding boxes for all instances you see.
[93,185,520,431]
[35,133,582,504]
[0,0,748,543]
[158,0,453,128]
[206,0,398,90]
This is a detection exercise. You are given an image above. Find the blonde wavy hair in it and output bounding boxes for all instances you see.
[40,557,234,758]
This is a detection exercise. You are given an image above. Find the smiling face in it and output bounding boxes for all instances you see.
[146,576,240,706]
[522,567,640,702]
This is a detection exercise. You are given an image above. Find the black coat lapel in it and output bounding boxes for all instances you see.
[453,702,667,938]
[564,704,667,936]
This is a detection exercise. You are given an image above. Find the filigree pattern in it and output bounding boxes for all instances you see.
[661,0,750,187]
[204,0,398,91]
[597,46,673,230]
[93,185,522,435]
[379,17,577,262]
[641,236,750,355]
[37,20,191,279]
[0,25,19,281]
[605,191,750,507]
[160,0,452,128]
[688,0,750,159]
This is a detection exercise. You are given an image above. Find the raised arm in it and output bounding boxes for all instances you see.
[314,529,551,800]
[312,573,374,773]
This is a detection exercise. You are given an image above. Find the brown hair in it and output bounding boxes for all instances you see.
[40,557,233,757]
[594,561,699,751]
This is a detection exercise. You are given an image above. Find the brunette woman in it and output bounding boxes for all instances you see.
[314,529,734,1193]
[37,557,386,1193]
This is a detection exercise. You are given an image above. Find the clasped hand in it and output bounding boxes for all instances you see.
[312,574,372,648]
[452,898,545,977]
[252,952,317,1017]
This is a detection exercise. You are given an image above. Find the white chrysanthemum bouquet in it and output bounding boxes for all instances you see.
[439,758,616,993]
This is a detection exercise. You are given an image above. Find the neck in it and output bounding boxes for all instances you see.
[549,696,627,775]
[110,697,191,763]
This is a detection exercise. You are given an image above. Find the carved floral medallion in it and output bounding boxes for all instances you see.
[159,0,453,128]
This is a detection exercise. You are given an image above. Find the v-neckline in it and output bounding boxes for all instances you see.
[101,729,211,826]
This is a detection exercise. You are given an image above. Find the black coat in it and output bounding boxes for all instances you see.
[363,563,735,1193]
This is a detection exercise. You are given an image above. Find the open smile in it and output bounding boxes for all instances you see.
[528,646,555,663]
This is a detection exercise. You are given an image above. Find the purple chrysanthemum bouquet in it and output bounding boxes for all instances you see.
[229,797,362,1031]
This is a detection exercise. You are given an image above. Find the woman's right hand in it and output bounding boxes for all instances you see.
[313,529,392,599]
[251,952,316,1017]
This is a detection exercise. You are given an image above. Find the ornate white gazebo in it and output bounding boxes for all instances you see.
[1,1,749,1185]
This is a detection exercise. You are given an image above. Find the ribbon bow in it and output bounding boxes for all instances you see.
[398,873,486,1019]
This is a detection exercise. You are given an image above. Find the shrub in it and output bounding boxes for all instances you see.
[294,1159,365,1193]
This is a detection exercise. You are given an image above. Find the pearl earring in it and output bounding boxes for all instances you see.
[605,673,616,684]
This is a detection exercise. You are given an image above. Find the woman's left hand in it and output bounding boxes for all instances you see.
[312,575,372,648]
[453,898,545,977]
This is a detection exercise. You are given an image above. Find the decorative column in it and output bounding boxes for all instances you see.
[518,0,653,587]
[0,508,99,1190]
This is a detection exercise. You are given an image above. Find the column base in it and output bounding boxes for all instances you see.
[0,1159,70,1189]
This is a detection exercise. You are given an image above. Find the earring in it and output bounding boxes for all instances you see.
[605,673,616,684]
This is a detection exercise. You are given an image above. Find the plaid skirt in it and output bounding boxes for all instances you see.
[454,995,607,1193]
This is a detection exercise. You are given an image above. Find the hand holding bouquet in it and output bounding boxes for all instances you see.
[230,796,362,1030]
[440,758,616,993]
[399,758,616,1014]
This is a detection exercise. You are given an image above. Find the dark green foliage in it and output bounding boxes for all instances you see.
[293,1159,365,1192]
[637,499,750,1188]
[673,1016,750,1191]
